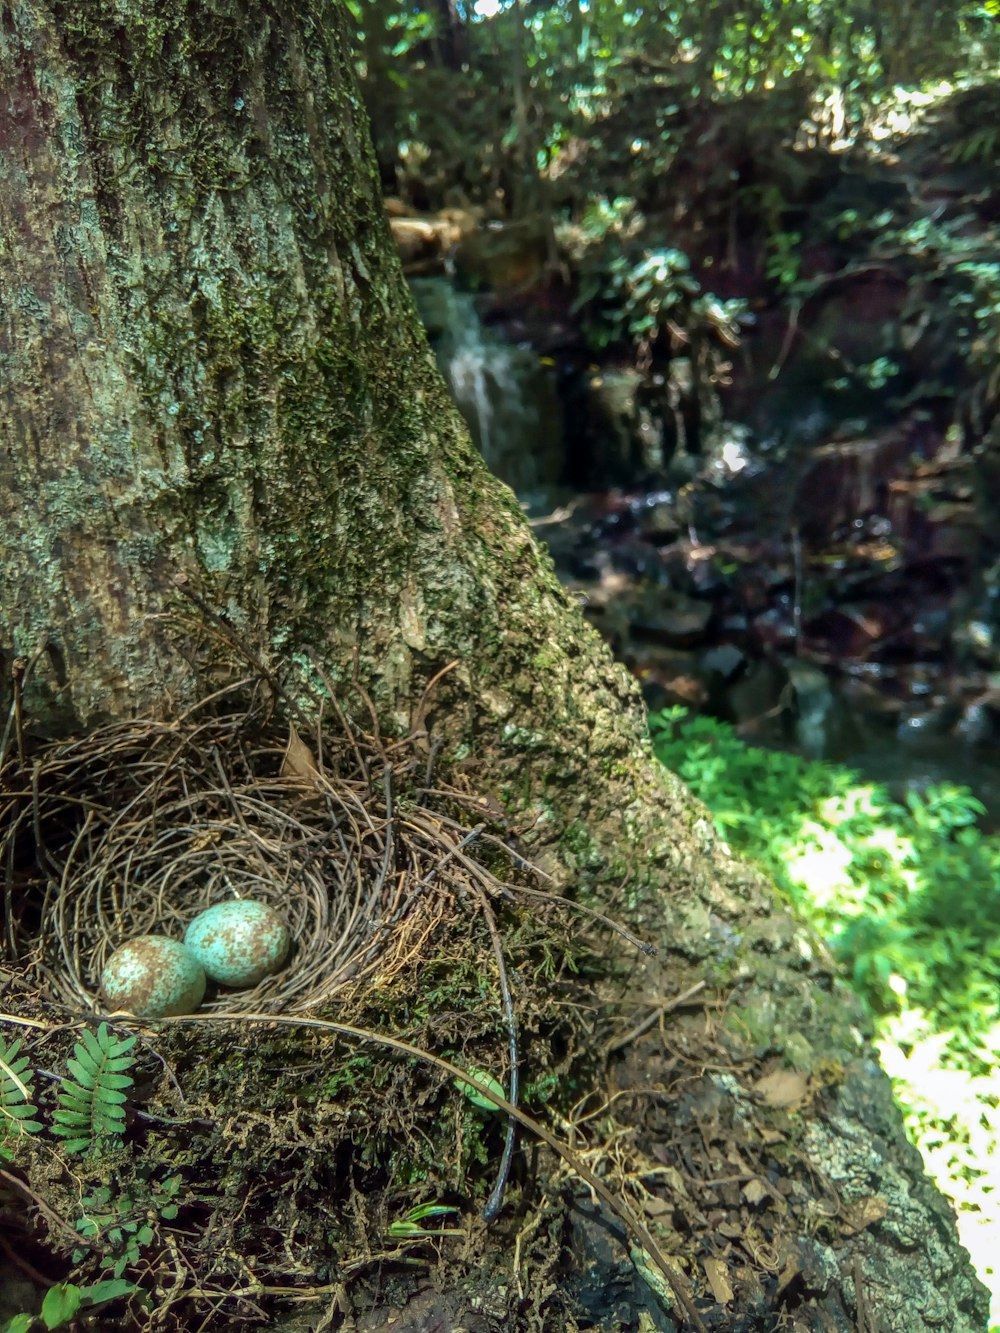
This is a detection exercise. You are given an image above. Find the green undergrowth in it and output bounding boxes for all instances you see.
[651,705,1000,1327]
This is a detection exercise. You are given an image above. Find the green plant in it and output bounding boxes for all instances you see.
[650,705,1000,1318]
[73,1172,183,1279]
[2,1279,137,1333]
[51,1024,136,1155]
[575,245,746,355]
[0,1036,42,1158]
[650,706,1000,1028]
[453,1064,505,1112]
[764,225,803,291]
[385,1201,462,1239]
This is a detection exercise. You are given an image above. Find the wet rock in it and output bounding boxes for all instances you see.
[753,605,798,652]
[802,604,898,659]
[724,657,792,739]
[954,618,997,664]
[631,593,714,646]
[688,552,729,598]
[793,430,917,542]
[638,494,681,542]
[955,690,1000,745]
[910,601,953,651]
[609,538,671,581]
[410,278,563,492]
[897,701,960,740]
[838,672,904,718]
[701,643,747,682]
[582,367,660,484]
[919,499,980,562]
[634,645,707,712]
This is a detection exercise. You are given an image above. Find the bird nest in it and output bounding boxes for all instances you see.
[2,692,546,1018]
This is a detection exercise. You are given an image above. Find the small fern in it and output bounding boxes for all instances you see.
[0,1036,43,1153]
[51,1024,136,1154]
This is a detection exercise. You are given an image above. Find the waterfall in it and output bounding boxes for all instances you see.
[409,277,563,494]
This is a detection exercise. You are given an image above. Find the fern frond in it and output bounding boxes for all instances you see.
[51,1024,136,1154]
[0,1036,42,1142]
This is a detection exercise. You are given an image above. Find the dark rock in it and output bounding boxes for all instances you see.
[631,593,714,646]
[701,643,747,681]
[802,604,898,659]
[355,1288,497,1333]
[567,1196,679,1331]
[639,498,682,542]
[955,690,1000,745]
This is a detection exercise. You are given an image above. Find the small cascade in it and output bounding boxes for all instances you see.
[410,278,563,493]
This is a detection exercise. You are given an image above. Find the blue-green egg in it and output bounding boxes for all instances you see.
[184,899,290,988]
[100,936,206,1017]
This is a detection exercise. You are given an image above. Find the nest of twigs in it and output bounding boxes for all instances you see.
[2,688,556,1018]
[1,685,684,1330]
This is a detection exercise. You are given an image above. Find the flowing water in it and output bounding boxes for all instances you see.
[409,278,563,493]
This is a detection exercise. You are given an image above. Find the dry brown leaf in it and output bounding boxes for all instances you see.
[840,1194,888,1235]
[281,723,320,781]
[775,1252,800,1297]
[658,1165,691,1200]
[703,1257,735,1304]
[752,1068,809,1109]
[642,1195,673,1218]
[741,1177,770,1206]
[759,1126,786,1146]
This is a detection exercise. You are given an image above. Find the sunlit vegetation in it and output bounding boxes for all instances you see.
[350,0,1000,214]
[652,707,1000,1325]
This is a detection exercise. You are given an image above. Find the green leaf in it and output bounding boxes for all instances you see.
[1,1036,39,1140]
[78,1278,137,1307]
[94,1086,129,1105]
[98,1072,134,1090]
[41,1284,82,1331]
[53,1025,135,1151]
[65,1058,96,1090]
[406,1203,460,1222]
[54,1136,91,1154]
[54,1085,91,1110]
[3,1315,34,1333]
[454,1066,506,1112]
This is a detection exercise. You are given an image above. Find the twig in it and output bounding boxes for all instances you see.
[0,1232,52,1286]
[769,300,801,381]
[0,1167,87,1247]
[151,1011,709,1332]
[602,981,708,1057]
[416,820,656,958]
[375,764,395,899]
[410,660,461,749]
[466,880,519,1224]
[0,640,48,769]
[303,650,368,783]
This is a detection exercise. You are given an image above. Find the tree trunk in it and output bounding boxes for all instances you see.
[0,4,988,1331]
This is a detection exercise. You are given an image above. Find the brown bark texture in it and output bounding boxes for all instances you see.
[0,3,989,1330]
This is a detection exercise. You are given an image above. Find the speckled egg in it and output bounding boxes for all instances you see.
[100,936,206,1017]
[184,899,290,988]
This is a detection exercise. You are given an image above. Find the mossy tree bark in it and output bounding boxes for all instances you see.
[0,4,988,1331]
